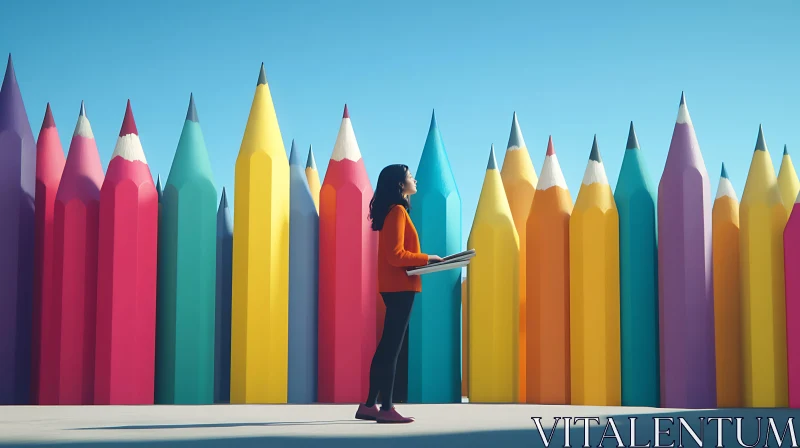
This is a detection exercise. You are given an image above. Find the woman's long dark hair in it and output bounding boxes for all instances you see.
[369,164,411,231]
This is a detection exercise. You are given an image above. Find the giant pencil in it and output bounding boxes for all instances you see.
[318,105,378,403]
[461,277,468,398]
[499,112,537,402]
[408,111,462,403]
[231,64,291,404]
[155,172,163,360]
[740,126,788,408]
[305,145,321,213]
[95,100,158,405]
[467,145,518,403]
[288,140,319,404]
[44,102,104,405]
[526,137,572,405]
[785,189,800,408]
[214,188,233,404]
[778,145,800,217]
[570,137,620,406]
[154,171,162,396]
[657,93,716,408]
[0,54,35,404]
[614,122,659,407]
[155,95,217,405]
[712,163,742,408]
[32,103,65,403]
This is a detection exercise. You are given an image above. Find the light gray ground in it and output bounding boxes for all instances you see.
[0,403,669,447]
[0,404,792,447]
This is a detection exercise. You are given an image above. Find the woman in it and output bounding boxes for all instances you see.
[355,164,442,424]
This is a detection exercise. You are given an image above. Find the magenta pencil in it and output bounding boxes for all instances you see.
[785,196,800,408]
[94,101,158,405]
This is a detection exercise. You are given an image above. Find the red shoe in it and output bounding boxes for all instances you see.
[376,406,414,424]
[355,404,380,421]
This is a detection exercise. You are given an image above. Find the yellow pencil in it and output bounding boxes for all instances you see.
[778,145,800,216]
[740,125,788,408]
[569,136,620,406]
[467,145,519,402]
[230,64,290,404]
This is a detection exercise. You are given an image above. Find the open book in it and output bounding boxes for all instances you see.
[405,249,476,276]
[438,249,476,263]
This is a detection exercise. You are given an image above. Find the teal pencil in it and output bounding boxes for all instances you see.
[613,122,660,407]
[155,94,217,404]
[408,111,462,403]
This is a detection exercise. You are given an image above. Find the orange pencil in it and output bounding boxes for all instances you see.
[712,163,742,407]
[500,112,537,402]
[526,137,572,404]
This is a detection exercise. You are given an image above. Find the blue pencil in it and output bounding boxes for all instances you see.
[408,111,462,403]
[214,187,233,403]
[288,140,320,403]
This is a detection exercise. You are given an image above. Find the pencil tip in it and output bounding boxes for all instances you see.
[487,144,498,170]
[754,125,767,152]
[257,63,267,85]
[185,93,199,122]
[546,136,555,156]
[626,121,640,149]
[589,135,601,162]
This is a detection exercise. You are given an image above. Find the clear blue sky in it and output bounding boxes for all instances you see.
[3,0,799,250]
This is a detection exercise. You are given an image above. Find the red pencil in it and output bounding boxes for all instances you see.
[94,100,158,405]
[318,105,378,403]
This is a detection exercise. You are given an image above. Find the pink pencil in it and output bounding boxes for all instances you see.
[785,196,800,408]
[94,100,158,405]
[32,103,65,403]
[44,102,104,404]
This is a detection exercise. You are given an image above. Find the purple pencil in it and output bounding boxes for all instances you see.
[657,93,716,408]
[0,54,36,404]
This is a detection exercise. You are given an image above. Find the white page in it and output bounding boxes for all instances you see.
[441,249,476,262]
[406,259,471,276]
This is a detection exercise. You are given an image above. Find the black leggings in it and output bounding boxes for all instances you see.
[365,291,415,410]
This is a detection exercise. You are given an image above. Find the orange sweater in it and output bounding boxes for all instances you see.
[378,205,428,292]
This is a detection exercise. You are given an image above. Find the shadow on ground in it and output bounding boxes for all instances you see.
[69,420,364,430]
[2,408,798,447]
[0,429,535,448]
